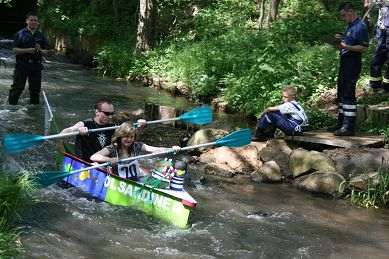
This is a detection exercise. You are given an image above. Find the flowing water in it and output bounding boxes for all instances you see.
[1,47,389,259]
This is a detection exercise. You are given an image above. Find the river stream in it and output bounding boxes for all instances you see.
[1,47,389,259]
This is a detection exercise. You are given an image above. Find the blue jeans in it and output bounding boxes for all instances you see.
[256,111,302,136]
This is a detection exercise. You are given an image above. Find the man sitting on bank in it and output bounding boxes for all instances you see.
[252,85,308,142]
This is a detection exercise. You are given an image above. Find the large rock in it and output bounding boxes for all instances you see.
[259,139,292,177]
[187,128,228,148]
[251,160,282,183]
[175,81,192,97]
[200,143,264,176]
[324,148,389,178]
[289,149,335,178]
[294,171,346,195]
[349,172,380,191]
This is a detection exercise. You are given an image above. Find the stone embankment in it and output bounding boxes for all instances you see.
[188,128,389,196]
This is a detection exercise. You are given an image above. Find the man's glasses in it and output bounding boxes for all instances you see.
[99,110,115,116]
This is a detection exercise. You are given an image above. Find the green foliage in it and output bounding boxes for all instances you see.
[348,166,389,208]
[0,172,34,225]
[358,92,389,106]
[41,0,374,121]
[0,172,35,257]
[39,0,138,39]
[0,226,22,258]
[114,0,345,114]
[305,108,337,130]
[383,127,389,147]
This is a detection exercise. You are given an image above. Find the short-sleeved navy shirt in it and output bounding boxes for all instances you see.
[13,27,48,64]
[341,18,369,57]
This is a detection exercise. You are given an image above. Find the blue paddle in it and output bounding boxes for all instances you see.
[35,128,251,187]
[139,106,212,126]
[3,106,212,154]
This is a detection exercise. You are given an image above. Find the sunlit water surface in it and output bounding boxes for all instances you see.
[1,48,389,259]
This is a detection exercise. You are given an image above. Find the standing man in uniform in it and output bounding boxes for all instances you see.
[334,2,369,136]
[8,12,49,105]
[365,0,389,93]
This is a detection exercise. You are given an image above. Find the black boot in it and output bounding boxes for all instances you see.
[334,126,355,136]
[334,115,355,136]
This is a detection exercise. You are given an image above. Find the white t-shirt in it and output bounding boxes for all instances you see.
[277,101,308,126]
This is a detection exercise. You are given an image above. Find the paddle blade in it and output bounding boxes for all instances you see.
[3,134,45,154]
[179,106,212,125]
[33,171,71,187]
[215,128,251,147]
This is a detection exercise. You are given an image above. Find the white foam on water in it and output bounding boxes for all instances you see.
[247,214,266,221]
[70,210,85,219]
[270,211,292,219]
[159,227,190,238]
[295,246,311,258]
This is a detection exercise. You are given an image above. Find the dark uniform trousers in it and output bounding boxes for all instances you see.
[256,111,302,137]
[8,63,42,105]
[337,55,360,130]
[370,28,389,91]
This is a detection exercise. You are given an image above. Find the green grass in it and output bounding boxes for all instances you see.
[0,172,36,257]
[348,166,389,209]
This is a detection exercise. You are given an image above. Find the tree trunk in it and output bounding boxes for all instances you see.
[112,0,120,27]
[136,0,156,53]
[255,0,262,28]
[112,0,119,20]
[259,0,267,28]
[267,0,281,24]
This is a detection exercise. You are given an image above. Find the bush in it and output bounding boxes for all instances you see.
[0,172,35,257]
[43,0,372,121]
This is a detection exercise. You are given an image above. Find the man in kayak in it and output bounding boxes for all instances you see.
[60,99,146,162]
[60,99,116,161]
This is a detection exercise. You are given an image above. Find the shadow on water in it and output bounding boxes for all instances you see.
[1,47,389,258]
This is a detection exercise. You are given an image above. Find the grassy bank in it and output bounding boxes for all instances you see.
[94,0,346,116]
[39,0,384,132]
[0,173,35,257]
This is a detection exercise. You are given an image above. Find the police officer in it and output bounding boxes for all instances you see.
[8,12,49,105]
[335,2,369,136]
[365,0,389,92]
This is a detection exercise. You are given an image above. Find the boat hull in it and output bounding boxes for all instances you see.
[62,153,196,228]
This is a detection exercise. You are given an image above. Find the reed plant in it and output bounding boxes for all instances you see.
[0,172,35,257]
[349,164,389,208]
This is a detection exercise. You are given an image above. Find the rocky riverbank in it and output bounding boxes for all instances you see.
[186,128,389,198]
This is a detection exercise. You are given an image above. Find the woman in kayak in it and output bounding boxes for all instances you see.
[90,122,180,180]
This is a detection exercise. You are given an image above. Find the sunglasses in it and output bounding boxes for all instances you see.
[99,110,115,116]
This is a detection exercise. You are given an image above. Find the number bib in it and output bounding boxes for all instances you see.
[118,160,140,179]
